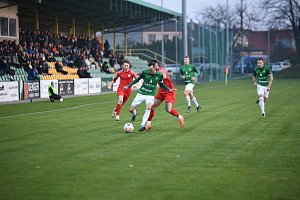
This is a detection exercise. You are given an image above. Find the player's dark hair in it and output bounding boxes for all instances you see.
[257,58,264,62]
[148,62,156,67]
[122,59,131,65]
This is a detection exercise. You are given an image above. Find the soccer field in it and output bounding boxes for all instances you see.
[0,79,300,200]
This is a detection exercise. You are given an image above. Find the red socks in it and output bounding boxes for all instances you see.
[170,108,179,117]
[115,104,122,115]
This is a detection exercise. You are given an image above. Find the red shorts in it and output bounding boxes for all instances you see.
[117,89,131,104]
[154,91,175,104]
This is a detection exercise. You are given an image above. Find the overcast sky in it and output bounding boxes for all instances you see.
[143,0,243,21]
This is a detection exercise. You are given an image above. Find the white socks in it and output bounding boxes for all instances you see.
[185,96,191,106]
[132,109,137,115]
[141,109,151,126]
[192,97,199,107]
[259,97,265,114]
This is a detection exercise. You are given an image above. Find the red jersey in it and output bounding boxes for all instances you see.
[112,69,137,91]
[158,67,174,93]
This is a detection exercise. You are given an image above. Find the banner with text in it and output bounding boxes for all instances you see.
[27,80,40,99]
[88,78,101,94]
[74,78,89,95]
[0,81,19,102]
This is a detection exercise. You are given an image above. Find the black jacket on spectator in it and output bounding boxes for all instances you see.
[55,62,68,75]
[77,67,92,78]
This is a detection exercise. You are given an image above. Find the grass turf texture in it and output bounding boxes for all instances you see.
[0,79,300,200]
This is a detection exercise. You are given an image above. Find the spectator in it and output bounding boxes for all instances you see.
[0,56,15,79]
[11,52,20,68]
[77,66,92,78]
[104,40,110,57]
[27,63,39,80]
[101,61,114,74]
[0,56,8,76]
[55,62,68,75]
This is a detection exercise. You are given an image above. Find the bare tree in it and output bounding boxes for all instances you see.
[197,1,261,48]
[197,2,260,30]
[197,4,237,29]
[261,0,300,62]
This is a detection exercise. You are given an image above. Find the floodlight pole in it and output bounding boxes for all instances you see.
[161,0,165,63]
[226,0,229,66]
[182,0,188,57]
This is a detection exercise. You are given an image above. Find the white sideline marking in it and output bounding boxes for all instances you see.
[0,101,115,119]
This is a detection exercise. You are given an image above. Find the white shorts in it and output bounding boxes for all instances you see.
[131,93,154,107]
[185,83,195,92]
[257,85,269,98]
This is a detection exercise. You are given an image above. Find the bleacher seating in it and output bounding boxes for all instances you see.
[42,61,79,80]
[0,56,150,82]
[125,56,148,74]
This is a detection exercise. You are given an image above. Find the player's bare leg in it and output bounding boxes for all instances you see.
[129,105,138,122]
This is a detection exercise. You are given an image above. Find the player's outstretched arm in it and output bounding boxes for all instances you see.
[158,82,172,92]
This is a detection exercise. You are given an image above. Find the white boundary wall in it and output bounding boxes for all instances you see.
[0,78,103,103]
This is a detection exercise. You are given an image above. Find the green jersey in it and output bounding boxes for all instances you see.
[253,64,272,86]
[180,64,199,85]
[128,69,164,96]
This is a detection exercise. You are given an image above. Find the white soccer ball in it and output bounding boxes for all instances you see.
[124,123,134,133]
[59,98,63,102]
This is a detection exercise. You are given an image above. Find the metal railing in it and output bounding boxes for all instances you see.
[117,48,177,64]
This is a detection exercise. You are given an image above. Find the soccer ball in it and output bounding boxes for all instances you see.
[123,123,134,133]
[59,98,64,102]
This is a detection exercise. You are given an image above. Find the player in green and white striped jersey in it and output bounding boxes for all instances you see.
[123,61,173,132]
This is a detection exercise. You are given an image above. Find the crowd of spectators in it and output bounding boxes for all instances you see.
[0,29,125,80]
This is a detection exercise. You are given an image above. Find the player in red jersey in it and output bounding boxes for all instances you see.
[145,61,185,129]
[108,59,137,121]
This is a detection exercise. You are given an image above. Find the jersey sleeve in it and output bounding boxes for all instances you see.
[180,66,184,76]
[266,66,272,75]
[112,71,121,82]
[193,65,199,73]
[131,70,138,78]
[128,71,144,87]
[253,67,257,77]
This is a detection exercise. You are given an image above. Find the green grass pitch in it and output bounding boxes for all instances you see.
[0,79,299,200]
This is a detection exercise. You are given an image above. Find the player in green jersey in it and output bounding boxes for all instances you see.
[123,61,173,132]
[252,58,273,118]
[180,56,201,113]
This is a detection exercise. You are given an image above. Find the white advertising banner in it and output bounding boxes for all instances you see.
[40,80,59,98]
[0,82,8,102]
[0,81,19,102]
[7,82,19,101]
[74,78,89,95]
[88,78,101,94]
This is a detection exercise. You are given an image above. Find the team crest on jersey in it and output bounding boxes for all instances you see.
[128,74,131,77]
